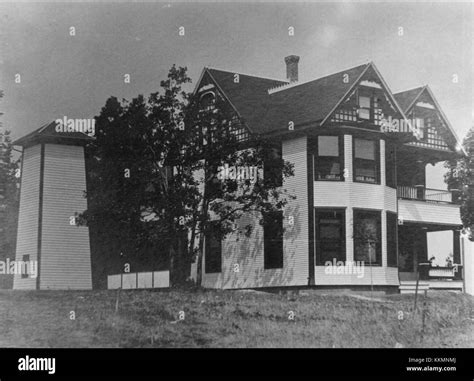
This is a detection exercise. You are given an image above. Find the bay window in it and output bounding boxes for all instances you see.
[353,209,381,265]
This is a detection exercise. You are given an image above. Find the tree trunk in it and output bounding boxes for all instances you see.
[170,230,190,286]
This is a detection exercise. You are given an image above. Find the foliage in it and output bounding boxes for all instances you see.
[445,126,474,240]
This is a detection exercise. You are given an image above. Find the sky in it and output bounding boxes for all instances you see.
[0,1,472,143]
[1,0,471,264]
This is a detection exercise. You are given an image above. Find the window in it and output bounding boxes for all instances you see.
[385,142,396,188]
[21,255,30,279]
[263,210,284,269]
[205,232,222,273]
[354,138,379,184]
[315,209,345,265]
[358,95,371,120]
[263,143,283,187]
[206,164,223,197]
[200,91,215,111]
[314,136,344,181]
[386,212,398,267]
[357,92,382,124]
[414,118,424,139]
[353,209,381,265]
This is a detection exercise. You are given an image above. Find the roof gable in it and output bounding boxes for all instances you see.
[393,86,425,112]
[203,68,288,134]
[258,63,370,133]
[325,62,407,128]
[394,86,464,153]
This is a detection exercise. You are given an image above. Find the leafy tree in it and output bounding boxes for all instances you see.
[81,66,295,287]
[445,126,474,240]
[0,91,21,288]
[183,89,295,286]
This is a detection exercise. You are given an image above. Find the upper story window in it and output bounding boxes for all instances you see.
[264,143,283,187]
[314,135,344,181]
[358,95,371,120]
[354,138,379,184]
[357,92,382,125]
[200,91,215,111]
[414,118,425,139]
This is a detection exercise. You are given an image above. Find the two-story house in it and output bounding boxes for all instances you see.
[193,56,468,292]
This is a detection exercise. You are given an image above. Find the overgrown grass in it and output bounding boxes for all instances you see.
[0,289,473,348]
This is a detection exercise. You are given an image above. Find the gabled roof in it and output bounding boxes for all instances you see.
[13,120,94,148]
[204,68,288,134]
[196,62,408,135]
[394,85,466,155]
[393,86,425,112]
[261,63,370,133]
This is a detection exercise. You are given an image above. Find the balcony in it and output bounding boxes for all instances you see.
[397,185,454,203]
[397,186,461,226]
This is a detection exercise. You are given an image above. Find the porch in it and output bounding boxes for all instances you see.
[397,217,464,293]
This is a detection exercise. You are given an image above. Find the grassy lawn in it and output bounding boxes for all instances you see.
[0,288,473,348]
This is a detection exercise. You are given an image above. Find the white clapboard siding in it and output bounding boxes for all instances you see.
[13,145,41,289]
[39,144,92,289]
[398,199,461,226]
[202,136,309,289]
[314,266,399,286]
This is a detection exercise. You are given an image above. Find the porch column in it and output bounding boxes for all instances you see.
[453,230,461,264]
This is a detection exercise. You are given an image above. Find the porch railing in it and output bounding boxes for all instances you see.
[418,263,463,281]
[397,186,454,203]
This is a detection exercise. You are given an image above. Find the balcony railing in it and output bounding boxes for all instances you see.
[397,185,454,203]
[418,263,463,281]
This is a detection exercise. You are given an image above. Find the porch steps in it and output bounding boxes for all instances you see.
[399,281,430,294]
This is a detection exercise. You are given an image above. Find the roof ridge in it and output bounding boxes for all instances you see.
[393,84,426,95]
[206,66,287,83]
[267,62,370,95]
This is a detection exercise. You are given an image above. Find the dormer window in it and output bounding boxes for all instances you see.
[358,95,371,120]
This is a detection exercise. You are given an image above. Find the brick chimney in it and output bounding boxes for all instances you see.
[285,55,300,82]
